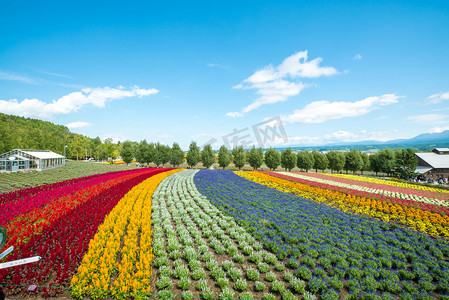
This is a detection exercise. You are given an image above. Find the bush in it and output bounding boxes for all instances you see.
[263,293,277,300]
[295,265,312,280]
[265,271,276,282]
[228,267,243,282]
[240,291,254,300]
[177,277,191,290]
[234,278,248,291]
[275,263,285,271]
[196,279,208,291]
[290,278,306,294]
[156,276,172,290]
[246,267,260,281]
[233,253,245,263]
[258,262,270,273]
[221,260,234,271]
[216,277,230,289]
[192,268,206,280]
[220,287,235,299]
[271,280,286,294]
[255,281,266,292]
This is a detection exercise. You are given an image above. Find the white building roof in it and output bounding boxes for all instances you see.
[415,152,449,168]
[21,150,65,159]
[435,148,449,152]
[414,166,433,174]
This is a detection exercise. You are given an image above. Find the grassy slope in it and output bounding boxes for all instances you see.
[0,160,140,194]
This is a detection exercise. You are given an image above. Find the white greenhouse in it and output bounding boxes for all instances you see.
[0,149,66,172]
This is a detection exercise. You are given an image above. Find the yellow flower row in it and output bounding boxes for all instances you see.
[236,171,449,239]
[71,169,181,299]
[326,173,449,194]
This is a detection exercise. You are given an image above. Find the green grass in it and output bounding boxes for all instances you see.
[0,160,140,194]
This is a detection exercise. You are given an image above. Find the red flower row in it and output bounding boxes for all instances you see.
[0,168,170,297]
[263,171,449,215]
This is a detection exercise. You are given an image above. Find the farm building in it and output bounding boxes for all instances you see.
[0,149,65,172]
[414,148,449,181]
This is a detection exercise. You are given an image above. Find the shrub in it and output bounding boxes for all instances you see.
[322,289,339,300]
[159,266,172,278]
[246,267,260,281]
[206,260,218,271]
[263,293,277,300]
[221,260,234,272]
[173,265,189,279]
[283,271,294,282]
[265,253,278,265]
[233,253,245,263]
[249,252,262,264]
[265,271,276,282]
[258,262,270,273]
[192,268,206,280]
[201,287,213,298]
[255,281,266,292]
[220,287,235,299]
[295,265,312,280]
[211,267,226,280]
[177,277,191,290]
[216,277,230,289]
[228,267,243,282]
[202,252,214,262]
[271,280,286,294]
[240,291,254,300]
[282,289,298,300]
[170,250,181,260]
[275,263,285,271]
[303,291,317,300]
[286,259,300,269]
[196,279,208,291]
[234,278,248,291]
[290,278,306,294]
[156,276,172,290]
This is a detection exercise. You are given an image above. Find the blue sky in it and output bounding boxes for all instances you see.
[1,0,448,150]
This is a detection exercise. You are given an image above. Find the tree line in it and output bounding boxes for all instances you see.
[121,140,419,178]
[0,113,419,177]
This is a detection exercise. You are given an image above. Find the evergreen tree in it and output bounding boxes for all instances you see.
[232,146,246,170]
[217,145,231,169]
[394,148,418,178]
[312,151,328,172]
[136,140,149,164]
[264,148,281,171]
[247,146,264,170]
[186,141,201,168]
[201,144,215,169]
[326,151,345,173]
[120,141,134,165]
[345,149,364,173]
[281,148,297,171]
[360,151,370,174]
[369,153,382,175]
[378,148,396,176]
[297,151,314,171]
[170,142,185,167]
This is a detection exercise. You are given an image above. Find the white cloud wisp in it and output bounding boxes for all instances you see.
[228,50,339,116]
[283,94,400,123]
[0,86,159,119]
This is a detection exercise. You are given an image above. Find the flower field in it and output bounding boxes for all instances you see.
[1,168,449,299]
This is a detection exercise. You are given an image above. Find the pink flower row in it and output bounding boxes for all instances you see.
[293,172,449,201]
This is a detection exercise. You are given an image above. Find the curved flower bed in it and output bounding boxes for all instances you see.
[286,172,449,202]
[326,173,449,194]
[3,169,162,251]
[239,171,449,239]
[0,168,152,225]
[267,172,449,216]
[194,170,449,299]
[71,169,180,299]
[0,168,169,296]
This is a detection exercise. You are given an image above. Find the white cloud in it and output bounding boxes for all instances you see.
[207,63,228,69]
[407,113,448,124]
[66,121,91,129]
[261,129,394,147]
[283,94,400,124]
[429,126,449,133]
[0,70,38,84]
[353,54,362,60]
[0,86,159,119]
[226,112,244,118]
[427,92,449,104]
[229,50,339,116]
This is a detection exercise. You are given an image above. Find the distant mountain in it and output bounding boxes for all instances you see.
[288,130,449,152]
